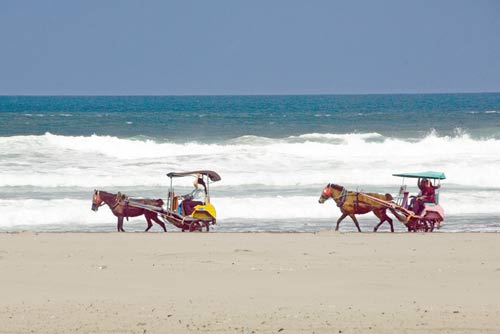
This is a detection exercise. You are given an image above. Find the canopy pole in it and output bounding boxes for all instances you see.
[168,176,173,209]
[207,176,210,203]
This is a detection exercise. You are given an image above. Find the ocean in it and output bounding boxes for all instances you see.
[1,94,499,232]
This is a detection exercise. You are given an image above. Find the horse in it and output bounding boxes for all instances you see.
[318,183,394,232]
[91,190,167,232]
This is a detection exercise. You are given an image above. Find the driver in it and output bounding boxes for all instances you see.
[180,176,207,216]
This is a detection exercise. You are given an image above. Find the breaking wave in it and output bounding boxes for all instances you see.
[1,132,500,188]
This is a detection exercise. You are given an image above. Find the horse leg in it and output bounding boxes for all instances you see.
[145,215,153,232]
[117,216,125,232]
[373,220,383,232]
[335,212,348,231]
[348,214,362,232]
[386,213,394,232]
[373,210,394,233]
[372,210,385,232]
[151,215,167,232]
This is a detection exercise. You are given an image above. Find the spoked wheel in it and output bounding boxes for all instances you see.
[407,219,432,232]
[434,219,443,230]
[429,220,435,232]
[189,221,203,232]
[416,220,430,232]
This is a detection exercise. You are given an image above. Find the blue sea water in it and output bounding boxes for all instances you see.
[1,94,499,232]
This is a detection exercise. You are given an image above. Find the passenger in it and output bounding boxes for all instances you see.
[410,178,440,215]
[421,178,440,203]
[180,176,207,216]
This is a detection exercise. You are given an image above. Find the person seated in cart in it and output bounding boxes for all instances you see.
[180,176,207,216]
[410,178,440,215]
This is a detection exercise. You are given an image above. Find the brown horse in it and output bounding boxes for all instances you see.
[318,183,394,232]
[91,190,167,232]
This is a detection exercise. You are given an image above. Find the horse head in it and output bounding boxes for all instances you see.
[92,190,104,211]
[318,183,333,204]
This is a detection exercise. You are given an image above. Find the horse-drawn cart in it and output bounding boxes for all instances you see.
[124,170,221,232]
[360,171,445,232]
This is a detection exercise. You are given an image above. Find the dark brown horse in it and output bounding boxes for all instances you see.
[318,183,394,232]
[91,190,167,232]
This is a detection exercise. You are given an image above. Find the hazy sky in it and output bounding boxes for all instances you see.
[1,0,499,95]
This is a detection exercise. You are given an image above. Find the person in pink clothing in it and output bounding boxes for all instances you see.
[411,178,440,215]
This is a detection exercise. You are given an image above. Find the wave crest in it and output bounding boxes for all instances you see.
[1,131,500,187]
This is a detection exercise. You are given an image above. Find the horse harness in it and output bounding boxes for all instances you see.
[111,192,129,209]
[112,192,131,221]
[330,185,362,210]
[330,185,348,208]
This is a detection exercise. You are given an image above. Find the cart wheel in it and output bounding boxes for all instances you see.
[189,221,203,232]
[407,220,417,232]
[408,219,429,232]
[416,219,431,232]
[436,219,441,230]
[415,221,426,232]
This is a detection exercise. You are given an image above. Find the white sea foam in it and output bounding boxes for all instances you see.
[467,110,498,114]
[0,190,498,229]
[0,199,105,227]
[217,191,500,219]
[1,132,500,188]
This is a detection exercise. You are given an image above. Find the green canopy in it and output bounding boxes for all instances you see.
[392,171,446,180]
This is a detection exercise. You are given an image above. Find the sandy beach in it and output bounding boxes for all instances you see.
[1,232,499,333]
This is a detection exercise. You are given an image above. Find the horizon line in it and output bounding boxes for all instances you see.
[1,91,500,98]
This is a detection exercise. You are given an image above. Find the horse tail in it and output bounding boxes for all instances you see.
[385,193,393,201]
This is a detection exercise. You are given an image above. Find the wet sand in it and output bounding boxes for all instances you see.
[1,232,499,333]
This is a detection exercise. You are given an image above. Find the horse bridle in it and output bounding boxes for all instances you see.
[94,190,128,210]
[325,184,349,207]
[93,191,106,208]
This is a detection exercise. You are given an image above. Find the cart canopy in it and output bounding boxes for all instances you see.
[392,171,446,180]
[166,170,221,182]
